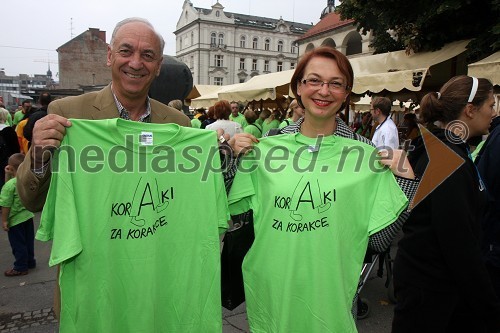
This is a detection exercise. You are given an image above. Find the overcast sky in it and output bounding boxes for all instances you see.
[1,0,327,78]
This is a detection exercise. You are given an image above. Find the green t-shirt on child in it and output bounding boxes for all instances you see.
[0,178,34,228]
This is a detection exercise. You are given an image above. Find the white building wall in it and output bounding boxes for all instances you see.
[175,0,310,86]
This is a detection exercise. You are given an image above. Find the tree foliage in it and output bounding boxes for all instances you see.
[337,0,499,61]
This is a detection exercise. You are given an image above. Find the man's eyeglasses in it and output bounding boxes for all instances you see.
[301,78,349,92]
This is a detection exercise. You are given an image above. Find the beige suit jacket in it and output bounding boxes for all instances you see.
[17,84,191,212]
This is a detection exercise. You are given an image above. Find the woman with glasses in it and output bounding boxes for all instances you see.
[227,47,417,332]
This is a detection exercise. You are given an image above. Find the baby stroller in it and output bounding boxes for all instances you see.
[355,246,396,320]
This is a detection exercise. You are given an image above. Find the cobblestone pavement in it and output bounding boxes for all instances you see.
[0,308,57,333]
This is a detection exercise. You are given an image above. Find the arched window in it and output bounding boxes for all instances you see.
[277,40,283,52]
[240,35,246,48]
[216,11,220,17]
[265,38,270,51]
[252,37,258,49]
[191,31,194,45]
[290,43,297,54]
[210,33,217,46]
[218,33,224,46]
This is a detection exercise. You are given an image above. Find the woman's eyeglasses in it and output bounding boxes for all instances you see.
[301,78,349,92]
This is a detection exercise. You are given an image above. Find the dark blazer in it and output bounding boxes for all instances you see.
[17,84,191,212]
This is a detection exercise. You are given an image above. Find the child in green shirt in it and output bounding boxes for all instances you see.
[1,153,35,276]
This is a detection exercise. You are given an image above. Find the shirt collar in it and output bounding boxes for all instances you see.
[294,116,356,140]
[111,88,151,123]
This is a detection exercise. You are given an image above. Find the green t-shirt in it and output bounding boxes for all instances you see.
[262,119,280,136]
[13,110,24,126]
[38,119,229,333]
[191,117,202,128]
[229,113,248,128]
[228,133,407,333]
[0,178,34,228]
[244,123,263,139]
[279,119,294,129]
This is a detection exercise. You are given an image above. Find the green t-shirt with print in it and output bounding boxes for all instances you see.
[228,133,407,333]
[38,119,229,333]
[0,178,34,228]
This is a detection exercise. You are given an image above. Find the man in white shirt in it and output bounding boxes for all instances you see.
[370,97,400,149]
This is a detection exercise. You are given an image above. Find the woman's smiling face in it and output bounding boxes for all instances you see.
[296,55,350,121]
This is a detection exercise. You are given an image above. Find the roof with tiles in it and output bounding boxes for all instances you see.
[295,12,354,41]
[193,6,313,34]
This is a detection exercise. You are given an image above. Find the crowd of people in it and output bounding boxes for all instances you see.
[1,92,53,277]
[0,16,498,333]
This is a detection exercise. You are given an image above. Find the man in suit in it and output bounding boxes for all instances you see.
[17,17,190,212]
[15,17,192,319]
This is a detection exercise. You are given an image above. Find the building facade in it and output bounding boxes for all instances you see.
[0,69,55,109]
[295,0,373,59]
[57,28,111,89]
[175,0,312,86]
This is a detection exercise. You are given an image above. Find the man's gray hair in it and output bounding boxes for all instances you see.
[110,17,165,54]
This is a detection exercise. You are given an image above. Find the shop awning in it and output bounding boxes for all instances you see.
[185,85,221,102]
[350,40,470,95]
[218,70,294,103]
[190,83,245,108]
[467,51,500,86]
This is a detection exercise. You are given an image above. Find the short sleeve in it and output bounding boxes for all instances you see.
[211,148,230,234]
[37,151,83,266]
[227,154,257,215]
[0,179,15,208]
[368,170,408,235]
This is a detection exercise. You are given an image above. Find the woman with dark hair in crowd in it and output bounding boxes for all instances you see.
[392,75,500,333]
[201,105,216,129]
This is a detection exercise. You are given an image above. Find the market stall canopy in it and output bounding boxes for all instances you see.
[218,70,295,103]
[185,85,221,105]
[351,95,415,112]
[190,83,245,108]
[350,40,470,95]
[467,51,500,86]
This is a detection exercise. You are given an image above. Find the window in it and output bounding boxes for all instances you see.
[215,55,224,67]
[264,60,269,72]
[252,37,258,49]
[277,40,283,52]
[277,61,283,72]
[179,37,183,49]
[240,36,246,48]
[191,31,194,45]
[190,56,194,69]
[290,62,295,69]
[291,44,297,54]
[216,11,220,17]
[239,78,245,83]
[239,58,245,70]
[211,33,217,46]
[265,39,270,51]
[214,77,223,85]
[252,59,258,71]
[218,34,224,46]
